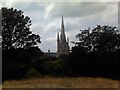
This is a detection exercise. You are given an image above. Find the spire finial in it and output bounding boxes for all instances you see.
[60,14,66,42]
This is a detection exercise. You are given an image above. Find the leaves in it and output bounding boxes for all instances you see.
[2,7,41,50]
[75,25,120,52]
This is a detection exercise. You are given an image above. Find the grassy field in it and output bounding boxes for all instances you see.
[2,77,119,88]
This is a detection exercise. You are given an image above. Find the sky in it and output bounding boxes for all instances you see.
[0,0,119,52]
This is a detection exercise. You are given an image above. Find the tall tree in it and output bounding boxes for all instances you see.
[67,25,120,78]
[2,7,41,50]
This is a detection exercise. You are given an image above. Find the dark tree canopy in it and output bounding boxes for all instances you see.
[66,25,120,79]
[2,7,41,50]
[76,25,120,53]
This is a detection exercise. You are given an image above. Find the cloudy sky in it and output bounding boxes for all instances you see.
[0,0,118,52]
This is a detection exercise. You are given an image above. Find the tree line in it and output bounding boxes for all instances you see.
[2,7,120,81]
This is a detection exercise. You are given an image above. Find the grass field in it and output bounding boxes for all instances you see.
[2,77,119,88]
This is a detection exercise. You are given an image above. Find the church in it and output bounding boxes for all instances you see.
[57,15,70,57]
[44,15,70,57]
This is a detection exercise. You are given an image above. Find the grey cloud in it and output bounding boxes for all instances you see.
[31,23,44,35]
[40,36,57,52]
[13,2,45,12]
[49,2,110,18]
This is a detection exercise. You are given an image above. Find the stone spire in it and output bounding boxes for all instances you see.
[60,15,66,42]
[57,32,59,41]
[57,15,69,57]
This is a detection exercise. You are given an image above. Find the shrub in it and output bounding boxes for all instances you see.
[25,68,42,78]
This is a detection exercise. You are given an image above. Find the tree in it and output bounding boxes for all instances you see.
[76,25,120,52]
[66,25,120,78]
[2,7,41,50]
[2,7,43,81]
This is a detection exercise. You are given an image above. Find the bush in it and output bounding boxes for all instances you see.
[43,59,64,75]
[3,61,27,81]
[25,68,42,78]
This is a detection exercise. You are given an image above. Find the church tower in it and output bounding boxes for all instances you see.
[57,15,69,57]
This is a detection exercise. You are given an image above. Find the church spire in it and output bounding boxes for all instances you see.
[57,14,70,57]
[60,15,66,42]
[62,14,64,26]
[61,14,64,34]
[57,32,59,41]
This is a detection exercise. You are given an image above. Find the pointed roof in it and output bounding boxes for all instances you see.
[57,32,59,41]
[60,15,66,42]
[61,14,64,26]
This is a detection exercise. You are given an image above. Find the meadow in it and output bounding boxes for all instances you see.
[3,77,119,88]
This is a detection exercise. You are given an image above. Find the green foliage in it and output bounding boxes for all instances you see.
[2,61,27,81]
[76,25,120,52]
[2,7,41,50]
[25,68,42,78]
[43,59,64,75]
[2,7,43,81]
[66,25,120,79]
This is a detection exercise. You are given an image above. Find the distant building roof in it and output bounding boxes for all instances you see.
[44,52,57,57]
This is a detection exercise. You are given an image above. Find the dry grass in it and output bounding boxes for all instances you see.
[2,77,119,88]
[0,84,2,89]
